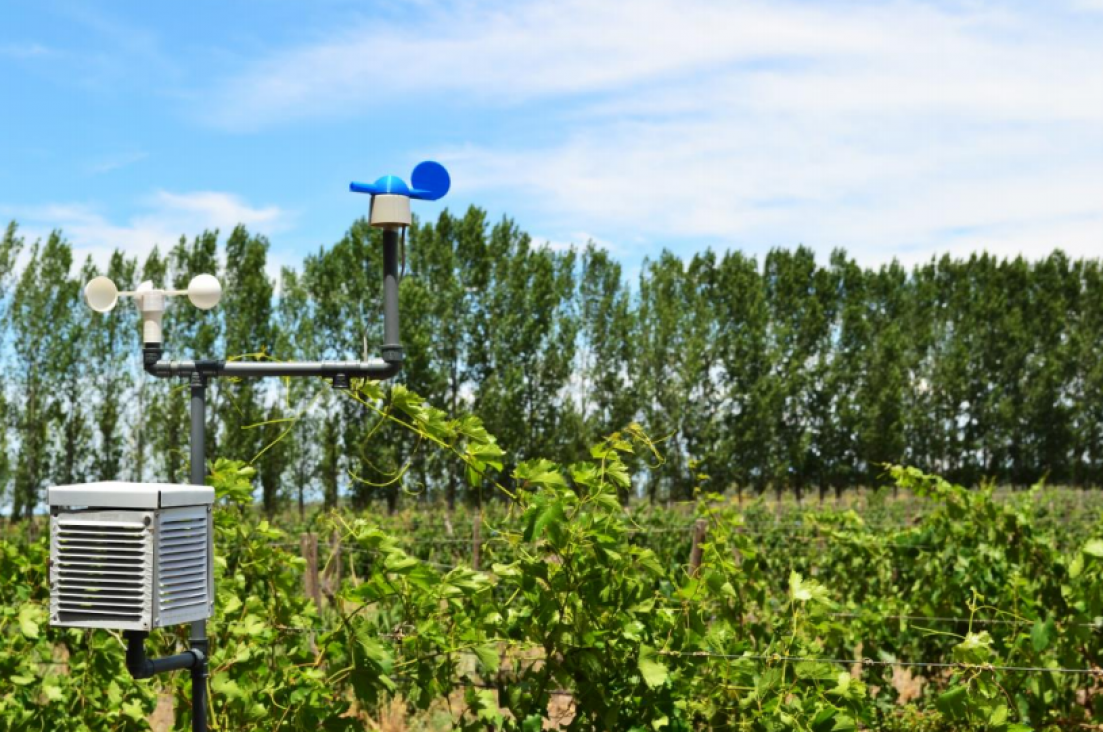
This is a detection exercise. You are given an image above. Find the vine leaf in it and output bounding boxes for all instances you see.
[1082,539,1103,557]
[1031,619,1054,653]
[514,459,567,489]
[473,644,500,673]
[525,497,566,544]
[17,605,40,639]
[788,571,830,604]
[638,645,669,689]
[935,686,968,719]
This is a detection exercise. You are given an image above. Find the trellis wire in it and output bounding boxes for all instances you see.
[830,612,1101,629]
[261,631,1103,677]
[658,649,1102,676]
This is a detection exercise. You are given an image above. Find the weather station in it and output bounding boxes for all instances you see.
[47,161,450,731]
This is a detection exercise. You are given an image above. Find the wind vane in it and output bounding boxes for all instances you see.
[349,160,451,229]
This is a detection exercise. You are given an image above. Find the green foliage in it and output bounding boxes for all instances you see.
[6,381,1103,729]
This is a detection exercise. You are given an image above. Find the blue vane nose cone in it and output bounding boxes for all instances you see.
[374,175,410,195]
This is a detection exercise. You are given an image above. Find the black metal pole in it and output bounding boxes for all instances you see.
[189,373,209,732]
[381,227,402,364]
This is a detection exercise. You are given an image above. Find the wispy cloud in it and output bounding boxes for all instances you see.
[86,150,149,175]
[535,231,626,255]
[1071,0,1103,12]
[208,0,1102,127]
[2,191,291,276]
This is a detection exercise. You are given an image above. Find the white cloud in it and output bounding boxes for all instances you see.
[535,231,624,255]
[210,0,1102,126]
[1071,0,1103,12]
[1,191,292,278]
[208,0,1103,265]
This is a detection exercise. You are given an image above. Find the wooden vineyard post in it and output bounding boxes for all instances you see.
[689,519,708,576]
[322,531,342,605]
[301,533,322,613]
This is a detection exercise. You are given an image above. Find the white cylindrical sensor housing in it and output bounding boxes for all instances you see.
[370,194,412,228]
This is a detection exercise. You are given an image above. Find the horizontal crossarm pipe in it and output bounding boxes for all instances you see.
[144,358,401,381]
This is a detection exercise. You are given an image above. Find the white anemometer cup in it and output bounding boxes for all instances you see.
[83,274,223,344]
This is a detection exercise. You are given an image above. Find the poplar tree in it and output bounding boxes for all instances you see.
[86,251,138,480]
[51,257,92,487]
[276,267,320,519]
[0,223,24,506]
[9,232,74,519]
[1072,260,1103,486]
[635,253,690,502]
[220,226,275,510]
[858,261,908,486]
[715,251,770,499]
[467,218,579,489]
[303,218,382,509]
[578,244,636,453]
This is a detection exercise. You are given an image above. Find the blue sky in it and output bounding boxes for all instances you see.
[1,0,1101,280]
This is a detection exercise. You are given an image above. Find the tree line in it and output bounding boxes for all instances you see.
[2,211,1102,518]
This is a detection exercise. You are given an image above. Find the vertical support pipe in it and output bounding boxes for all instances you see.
[381,227,402,364]
[189,373,209,732]
[190,373,206,487]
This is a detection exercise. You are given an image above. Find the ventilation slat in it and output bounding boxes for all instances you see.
[59,583,142,594]
[161,555,206,570]
[161,560,205,571]
[58,577,141,590]
[57,556,144,567]
[59,568,145,579]
[159,598,206,611]
[58,531,145,540]
[160,572,206,587]
[162,587,206,600]
[59,599,145,611]
[58,606,143,617]
[162,520,206,530]
[57,521,145,530]
[160,541,206,555]
[161,578,205,591]
[57,544,145,555]
[162,588,207,601]
[61,592,144,603]
[58,535,145,545]
[160,533,206,544]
